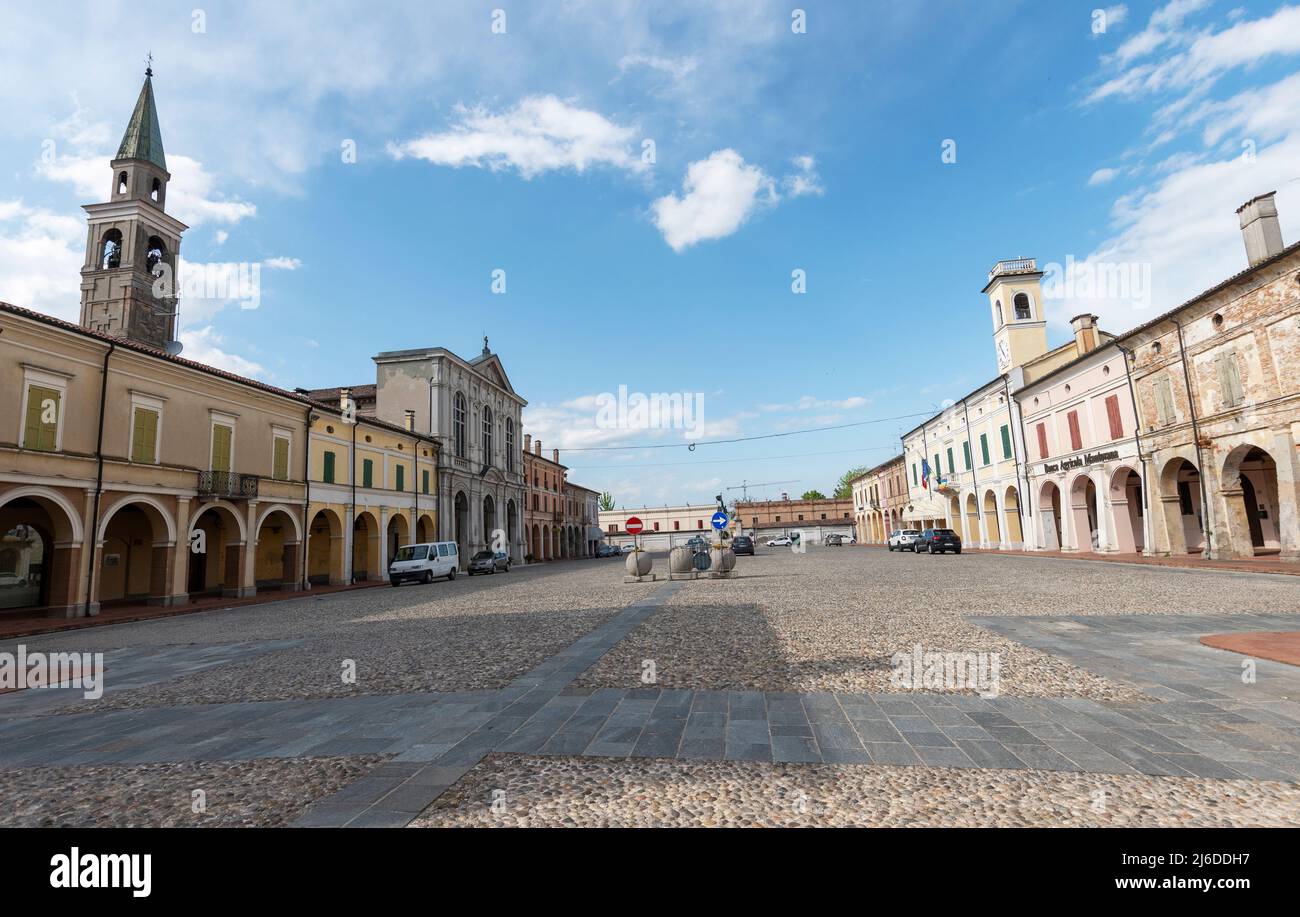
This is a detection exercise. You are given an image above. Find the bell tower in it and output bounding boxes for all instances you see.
[984,258,1048,374]
[79,65,187,351]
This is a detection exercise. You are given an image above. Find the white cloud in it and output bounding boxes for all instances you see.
[618,54,699,81]
[263,256,302,270]
[1102,4,1129,29]
[651,149,777,251]
[179,325,267,379]
[214,230,229,246]
[758,394,871,413]
[782,154,824,197]
[1087,167,1121,186]
[388,95,646,179]
[0,199,83,319]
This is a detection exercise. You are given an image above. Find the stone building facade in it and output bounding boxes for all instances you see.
[852,456,907,543]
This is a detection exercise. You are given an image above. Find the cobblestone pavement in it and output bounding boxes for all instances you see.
[2,550,1298,827]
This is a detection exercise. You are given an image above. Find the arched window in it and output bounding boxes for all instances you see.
[117,172,128,195]
[1013,293,1032,320]
[453,393,467,459]
[100,229,123,269]
[150,178,161,203]
[482,405,493,463]
[995,301,1004,327]
[505,418,515,472]
[145,236,167,276]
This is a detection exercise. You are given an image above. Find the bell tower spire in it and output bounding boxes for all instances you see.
[78,64,187,350]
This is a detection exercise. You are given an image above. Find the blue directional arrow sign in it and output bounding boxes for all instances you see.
[711,511,729,530]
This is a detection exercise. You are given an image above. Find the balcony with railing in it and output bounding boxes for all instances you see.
[197,470,260,500]
[987,258,1038,282]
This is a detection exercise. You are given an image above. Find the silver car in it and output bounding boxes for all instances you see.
[888,529,922,552]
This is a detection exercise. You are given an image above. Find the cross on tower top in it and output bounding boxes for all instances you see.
[145,52,153,78]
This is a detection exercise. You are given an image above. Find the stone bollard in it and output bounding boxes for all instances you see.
[709,542,736,574]
[669,545,695,574]
[625,548,652,577]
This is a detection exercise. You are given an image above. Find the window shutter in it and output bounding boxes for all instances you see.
[946,448,954,475]
[422,470,430,494]
[1000,424,1012,460]
[980,433,990,465]
[1218,350,1244,406]
[323,451,336,484]
[132,408,159,463]
[396,465,405,492]
[274,437,290,480]
[1154,378,1173,426]
[1105,395,1123,440]
[211,424,232,472]
[1067,411,1082,451]
[962,442,971,470]
[1036,423,1048,459]
[24,385,60,451]
[362,459,373,488]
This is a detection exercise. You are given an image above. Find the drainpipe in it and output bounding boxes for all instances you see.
[429,377,440,541]
[301,404,312,590]
[1115,342,1151,554]
[1173,319,1214,555]
[1002,375,1028,539]
[83,341,115,617]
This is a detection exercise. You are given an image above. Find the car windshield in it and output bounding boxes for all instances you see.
[471,551,493,561]
[394,545,428,561]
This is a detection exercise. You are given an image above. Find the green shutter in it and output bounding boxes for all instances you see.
[980,433,990,466]
[211,424,232,472]
[962,442,971,470]
[946,448,954,475]
[273,437,289,480]
[132,408,159,463]
[23,385,60,451]
[362,458,373,488]
[396,465,405,492]
[1000,424,1012,460]
[422,470,430,494]
[911,463,917,485]
[323,450,336,483]
[933,453,941,477]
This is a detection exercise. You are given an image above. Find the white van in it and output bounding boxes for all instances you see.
[389,542,459,586]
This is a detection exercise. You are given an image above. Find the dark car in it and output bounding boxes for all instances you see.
[731,535,755,555]
[467,550,511,574]
[685,535,708,552]
[597,544,617,558]
[918,528,962,554]
[825,534,844,546]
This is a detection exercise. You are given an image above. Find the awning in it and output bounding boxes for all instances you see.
[587,525,605,541]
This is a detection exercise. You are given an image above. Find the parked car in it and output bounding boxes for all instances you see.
[766,536,792,547]
[888,529,922,552]
[467,550,511,575]
[390,541,459,585]
[825,534,844,546]
[731,535,755,555]
[685,535,708,551]
[620,544,637,554]
[596,544,618,558]
[918,528,962,554]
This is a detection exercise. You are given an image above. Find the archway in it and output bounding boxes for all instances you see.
[983,490,1002,546]
[1068,474,1100,552]
[416,512,435,545]
[186,501,245,598]
[964,492,980,545]
[1158,457,1205,555]
[483,494,497,551]
[543,526,551,561]
[0,489,83,614]
[454,491,469,565]
[1039,481,1062,550]
[1003,486,1023,547]
[97,498,177,605]
[1108,467,1145,554]
[530,523,540,561]
[255,508,300,590]
[387,512,410,568]
[353,511,380,581]
[1222,445,1281,557]
[948,494,962,540]
[307,508,344,585]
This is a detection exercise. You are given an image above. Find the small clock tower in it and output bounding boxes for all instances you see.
[984,258,1048,374]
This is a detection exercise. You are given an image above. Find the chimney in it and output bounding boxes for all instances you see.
[1069,313,1100,355]
[339,387,352,411]
[524,433,531,453]
[1238,192,1284,267]
[553,448,560,464]
[534,440,542,455]
[403,409,415,432]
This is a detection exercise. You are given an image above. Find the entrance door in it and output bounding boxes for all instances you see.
[1240,474,1265,549]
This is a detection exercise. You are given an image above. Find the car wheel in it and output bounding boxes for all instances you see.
[448,568,457,580]
[390,577,400,587]
[423,571,433,584]
[954,547,962,554]
[928,544,935,554]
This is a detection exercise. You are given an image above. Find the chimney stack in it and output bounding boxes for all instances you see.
[339,387,352,411]
[403,409,415,432]
[1238,192,1284,267]
[553,448,560,464]
[524,433,531,453]
[535,440,542,455]
[1069,313,1100,355]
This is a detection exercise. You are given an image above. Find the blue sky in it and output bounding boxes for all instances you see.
[3,1,1299,506]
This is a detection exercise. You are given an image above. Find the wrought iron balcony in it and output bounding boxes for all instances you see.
[197,470,259,499]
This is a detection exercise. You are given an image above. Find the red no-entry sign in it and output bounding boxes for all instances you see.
[625,516,644,535]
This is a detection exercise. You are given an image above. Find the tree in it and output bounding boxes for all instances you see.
[801,489,827,500]
[834,466,870,499]
[598,491,616,512]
